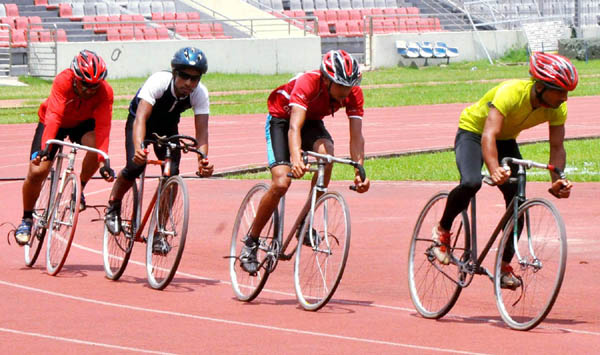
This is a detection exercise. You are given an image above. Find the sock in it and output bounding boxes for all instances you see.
[22,210,33,220]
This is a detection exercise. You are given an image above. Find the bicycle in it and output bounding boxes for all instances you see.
[102,133,205,290]
[25,139,113,276]
[408,157,568,330]
[229,151,366,311]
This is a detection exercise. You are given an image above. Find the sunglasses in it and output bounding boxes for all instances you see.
[176,70,202,82]
[80,81,100,90]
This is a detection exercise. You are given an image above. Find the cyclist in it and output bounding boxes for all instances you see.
[432,52,577,289]
[15,49,115,246]
[104,46,213,251]
[240,50,371,274]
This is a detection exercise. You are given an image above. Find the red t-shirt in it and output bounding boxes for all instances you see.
[38,69,113,162]
[267,70,364,120]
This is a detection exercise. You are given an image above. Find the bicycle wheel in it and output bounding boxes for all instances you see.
[494,198,567,331]
[230,183,279,302]
[25,170,54,267]
[103,182,138,280]
[146,175,189,290]
[294,191,350,311]
[408,191,470,319]
[46,172,80,276]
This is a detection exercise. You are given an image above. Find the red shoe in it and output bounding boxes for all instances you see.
[432,226,451,265]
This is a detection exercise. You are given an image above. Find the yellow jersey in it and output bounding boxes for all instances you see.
[458,79,567,140]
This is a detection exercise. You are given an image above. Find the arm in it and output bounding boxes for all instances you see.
[132,99,153,165]
[548,124,572,198]
[194,113,213,177]
[348,117,369,193]
[482,106,510,185]
[288,105,307,178]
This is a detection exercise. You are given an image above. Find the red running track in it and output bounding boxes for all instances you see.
[0,97,599,353]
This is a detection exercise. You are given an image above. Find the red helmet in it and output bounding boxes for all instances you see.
[529,52,578,91]
[320,50,362,87]
[71,50,107,84]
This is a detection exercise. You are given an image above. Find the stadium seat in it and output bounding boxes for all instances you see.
[198,23,212,38]
[337,9,349,21]
[374,0,386,8]
[29,30,40,42]
[346,20,361,36]
[405,41,420,58]
[120,27,134,40]
[120,14,134,29]
[94,15,109,33]
[175,23,187,37]
[34,0,48,6]
[70,3,84,20]
[132,14,145,27]
[143,27,158,40]
[325,10,337,23]
[82,15,94,30]
[175,12,188,21]
[5,4,19,17]
[348,9,361,20]
[314,0,327,10]
[303,0,314,10]
[163,12,176,27]
[108,15,120,28]
[127,1,140,14]
[186,23,201,39]
[350,0,363,8]
[96,3,109,16]
[417,18,431,32]
[39,30,52,42]
[15,17,28,30]
[334,21,348,35]
[139,2,151,17]
[156,26,169,39]
[317,21,333,37]
[385,0,396,8]
[339,0,351,9]
[433,44,447,58]
[11,29,27,47]
[272,0,284,11]
[289,0,302,10]
[436,41,459,57]
[83,3,95,16]
[56,29,67,42]
[212,22,230,39]
[106,27,120,41]
[405,18,417,32]
[0,17,15,29]
[108,3,121,16]
[397,18,407,32]
[150,2,163,14]
[326,0,339,9]
[362,0,374,7]
[59,3,73,18]
[188,12,201,20]
[134,26,144,39]
[29,17,44,30]
[163,1,176,13]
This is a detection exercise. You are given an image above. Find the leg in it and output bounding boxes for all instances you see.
[249,165,291,239]
[434,129,483,264]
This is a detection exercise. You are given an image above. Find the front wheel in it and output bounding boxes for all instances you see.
[294,191,350,311]
[408,191,469,319]
[229,183,279,302]
[494,198,567,331]
[146,176,189,290]
[46,172,80,276]
[103,181,138,280]
[25,170,54,267]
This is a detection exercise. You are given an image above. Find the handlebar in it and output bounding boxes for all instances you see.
[286,151,367,191]
[482,157,567,186]
[42,139,114,180]
[142,133,206,159]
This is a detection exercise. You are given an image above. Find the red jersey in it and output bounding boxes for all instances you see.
[38,68,113,162]
[267,70,364,120]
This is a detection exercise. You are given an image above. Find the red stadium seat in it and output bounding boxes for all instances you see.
[348,9,361,21]
[175,12,188,21]
[186,23,201,39]
[397,19,407,32]
[29,16,43,31]
[325,10,337,24]
[15,17,28,30]
[313,10,326,22]
[175,23,187,37]
[346,20,362,36]
[29,30,40,42]
[337,10,350,21]
[34,0,48,6]
[108,15,120,28]
[94,16,109,33]
[156,26,169,40]
[163,12,175,28]
[11,29,27,47]
[1,17,16,29]
[334,21,348,36]
[198,23,212,38]
[119,27,134,40]
[59,4,72,18]
[132,14,145,27]
[106,28,120,41]
[5,4,19,17]
[134,27,144,39]
[317,21,333,37]
[39,30,52,42]
[187,12,200,20]
[212,22,230,39]
[82,16,94,30]
[143,27,158,40]
[56,29,67,42]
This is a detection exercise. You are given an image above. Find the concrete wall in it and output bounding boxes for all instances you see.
[370,30,528,68]
[55,37,322,78]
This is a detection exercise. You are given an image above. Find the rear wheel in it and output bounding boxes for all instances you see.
[408,191,469,319]
[46,172,80,276]
[146,176,189,290]
[494,198,567,330]
[103,182,138,280]
[230,183,279,302]
[25,170,54,267]
[294,191,350,311]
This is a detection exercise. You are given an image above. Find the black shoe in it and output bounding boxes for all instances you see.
[152,235,171,255]
[296,219,318,247]
[104,200,122,235]
[240,236,259,274]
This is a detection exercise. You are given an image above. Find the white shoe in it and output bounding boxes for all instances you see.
[432,226,451,265]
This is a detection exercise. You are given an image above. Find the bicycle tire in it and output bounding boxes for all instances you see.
[229,183,279,302]
[46,172,80,276]
[294,191,350,311]
[103,181,138,280]
[146,175,189,290]
[408,191,469,319]
[494,198,567,331]
[25,170,54,267]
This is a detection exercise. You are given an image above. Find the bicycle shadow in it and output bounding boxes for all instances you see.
[240,297,374,314]
[106,274,221,293]
[423,313,587,332]
[36,263,106,278]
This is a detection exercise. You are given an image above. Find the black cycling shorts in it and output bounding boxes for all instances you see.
[120,114,181,181]
[30,119,95,160]
[265,115,333,168]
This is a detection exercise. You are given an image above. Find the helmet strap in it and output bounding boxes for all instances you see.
[534,82,552,108]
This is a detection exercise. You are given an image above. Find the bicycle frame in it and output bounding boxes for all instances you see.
[131,158,169,243]
[274,151,365,261]
[450,157,564,286]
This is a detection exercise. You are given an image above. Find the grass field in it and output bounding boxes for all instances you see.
[2,51,598,182]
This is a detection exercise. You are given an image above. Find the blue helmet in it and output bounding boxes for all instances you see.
[171,47,208,75]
